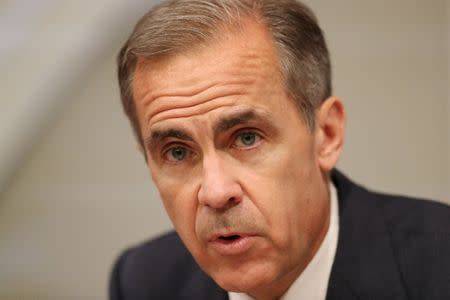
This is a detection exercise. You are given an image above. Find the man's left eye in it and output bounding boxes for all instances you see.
[234,131,261,148]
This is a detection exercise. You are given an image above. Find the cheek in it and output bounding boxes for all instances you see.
[239,138,318,244]
[150,167,200,239]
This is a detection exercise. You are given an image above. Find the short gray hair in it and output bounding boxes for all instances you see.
[118,0,331,149]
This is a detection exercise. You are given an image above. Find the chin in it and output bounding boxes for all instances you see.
[210,263,279,294]
[215,276,266,294]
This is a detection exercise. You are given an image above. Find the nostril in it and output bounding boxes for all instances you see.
[197,178,243,209]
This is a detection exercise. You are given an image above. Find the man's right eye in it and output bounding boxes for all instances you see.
[164,146,188,162]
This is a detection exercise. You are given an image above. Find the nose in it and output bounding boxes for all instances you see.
[197,154,243,211]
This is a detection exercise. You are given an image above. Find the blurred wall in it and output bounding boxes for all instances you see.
[447,0,450,196]
[305,0,449,201]
[0,1,449,299]
[0,47,172,299]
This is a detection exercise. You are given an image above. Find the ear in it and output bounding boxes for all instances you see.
[315,96,346,173]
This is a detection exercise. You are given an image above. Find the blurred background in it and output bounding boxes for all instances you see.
[0,0,449,299]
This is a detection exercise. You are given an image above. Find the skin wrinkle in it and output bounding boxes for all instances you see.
[146,89,245,126]
[134,48,275,128]
[146,82,232,102]
[142,77,253,106]
[142,82,256,124]
[198,201,262,241]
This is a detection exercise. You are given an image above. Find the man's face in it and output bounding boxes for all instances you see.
[133,20,332,296]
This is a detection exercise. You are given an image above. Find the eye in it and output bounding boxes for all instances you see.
[233,131,261,149]
[164,146,189,162]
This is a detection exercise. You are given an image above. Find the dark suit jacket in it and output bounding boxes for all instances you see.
[109,170,450,299]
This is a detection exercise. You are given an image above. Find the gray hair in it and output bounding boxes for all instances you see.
[118,0,331,149]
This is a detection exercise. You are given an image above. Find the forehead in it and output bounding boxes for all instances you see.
[132,18,286,131]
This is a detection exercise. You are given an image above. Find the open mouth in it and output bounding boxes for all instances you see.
[210,233,253,255]
[217,234,241,244]
[218,234,241,241]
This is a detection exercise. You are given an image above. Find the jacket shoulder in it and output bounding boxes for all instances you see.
[331,170,450,299]
[333,169,450,233]
[373,193,450,299]
[109,231,225,300]
[375,192,450,234]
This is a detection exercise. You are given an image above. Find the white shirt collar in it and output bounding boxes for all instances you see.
[228,182,339,300]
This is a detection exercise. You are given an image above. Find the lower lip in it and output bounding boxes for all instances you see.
[209,236,255,256]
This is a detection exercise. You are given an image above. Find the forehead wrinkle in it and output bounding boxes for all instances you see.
[141,52,266,105]
[137,47,272,108]
[143,76,254,113]
[143,77,257,127]
[148,98,241,131]
[142,79,226,107]
[145,76,270,123]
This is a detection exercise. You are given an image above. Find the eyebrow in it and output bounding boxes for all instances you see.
[213,109,271,135]
[145,128,193,151]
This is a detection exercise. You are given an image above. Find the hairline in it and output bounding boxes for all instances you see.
[127,13,306,131]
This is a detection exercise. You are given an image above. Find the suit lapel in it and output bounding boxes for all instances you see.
[326,171,408,300]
